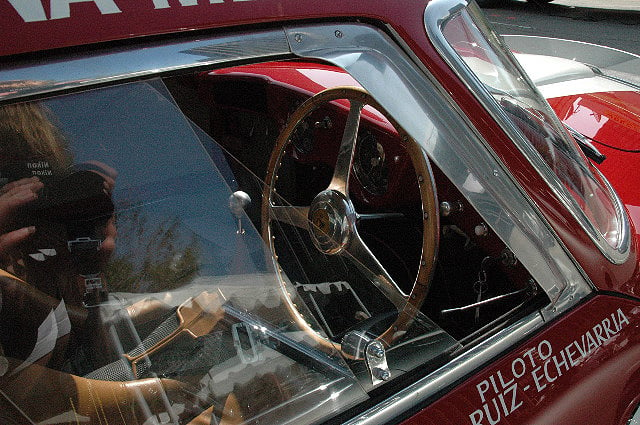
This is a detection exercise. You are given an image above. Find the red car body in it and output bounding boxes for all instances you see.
[2,1,640,425]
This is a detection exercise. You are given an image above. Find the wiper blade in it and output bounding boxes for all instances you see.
[565,125,606,164]
[495,93,606,164]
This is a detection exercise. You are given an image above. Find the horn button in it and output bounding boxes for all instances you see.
[308,190,357,255]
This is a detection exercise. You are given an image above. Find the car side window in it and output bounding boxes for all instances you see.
[436,1,628,262]
[0,61,549,425]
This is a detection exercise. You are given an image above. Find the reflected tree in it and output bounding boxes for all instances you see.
[105,207,201,293]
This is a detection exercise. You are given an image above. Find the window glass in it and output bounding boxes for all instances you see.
[441,6,622,249]
[0,61,546,423]
[0,76,467,424]
[0,81,369,424]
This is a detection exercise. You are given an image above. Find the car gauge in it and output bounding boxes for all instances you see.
[354,129,389,195]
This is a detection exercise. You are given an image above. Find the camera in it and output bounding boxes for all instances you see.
[15,168,115,305]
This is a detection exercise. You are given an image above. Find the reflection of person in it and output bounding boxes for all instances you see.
[0,176,42,265]
[0,101,191,425]
[0,100,117,370]
[0,101,70,274]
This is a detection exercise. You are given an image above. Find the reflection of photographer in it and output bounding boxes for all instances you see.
[0,101,69,273]
[0,101,117,305]
[0,100,117,369]
[19,168,116,306]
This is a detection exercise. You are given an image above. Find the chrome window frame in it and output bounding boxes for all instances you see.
[0,30,292,104]
[0,21,592,424]
[424,0,631,265]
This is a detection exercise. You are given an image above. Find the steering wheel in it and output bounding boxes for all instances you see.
[261,87,438,351]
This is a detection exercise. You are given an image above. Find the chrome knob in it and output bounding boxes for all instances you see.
[229,191,251,234]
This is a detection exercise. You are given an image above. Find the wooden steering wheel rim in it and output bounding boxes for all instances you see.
[261,86,439,352]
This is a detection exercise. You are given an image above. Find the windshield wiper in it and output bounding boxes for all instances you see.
[565,125,606,164]
[497,96,606,165]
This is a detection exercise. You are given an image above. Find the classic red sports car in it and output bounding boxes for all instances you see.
[1,0,639,424]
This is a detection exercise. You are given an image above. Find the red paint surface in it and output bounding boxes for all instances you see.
[402,295,640,425]
[1,0,429,57]
[548,91,640,296]
[549,91,640,203]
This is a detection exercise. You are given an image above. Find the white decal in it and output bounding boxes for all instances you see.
[8,0,254,22]
[469,309,630,425]
[7,0,121,21]
[152,0,197,8]
[7,0,47,22]
[50,0,121,19]
[152,0,253,9]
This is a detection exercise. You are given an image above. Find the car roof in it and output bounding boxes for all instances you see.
[2,0,430,57]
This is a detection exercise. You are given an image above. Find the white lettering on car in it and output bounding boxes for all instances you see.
[153,0,253,8]
[50,0,121,19]
[152,0,198,9]
[7,0,253,22]
[7,0,48,22]
[468,308,630,424]
[469,383,523,425]
[7,0,120,22]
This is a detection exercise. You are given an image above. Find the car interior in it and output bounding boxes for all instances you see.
[0,59,549,424]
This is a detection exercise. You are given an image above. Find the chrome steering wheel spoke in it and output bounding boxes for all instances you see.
[344,229,409,311]
[263,86,438,349]
[328,100,364,196]
[269,205,311,232]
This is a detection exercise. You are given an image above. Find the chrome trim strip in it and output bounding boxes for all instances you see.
[0,29,291,103]
[344,311,544,425]
[424,0,631,265]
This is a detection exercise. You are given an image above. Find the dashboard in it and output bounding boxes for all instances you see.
[171,62,544,345]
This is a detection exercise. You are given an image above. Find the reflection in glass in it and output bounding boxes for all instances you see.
[441,5,622,250]
[0,79,460,424]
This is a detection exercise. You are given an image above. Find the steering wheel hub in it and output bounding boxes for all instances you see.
[308,189,356,255]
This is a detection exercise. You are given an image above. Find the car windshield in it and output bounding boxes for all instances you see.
[440,4,623,252]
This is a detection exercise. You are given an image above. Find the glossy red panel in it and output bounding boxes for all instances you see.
[548,92,640,206]
[402,295,640,425]
[551,92,640,151]
[0,0,430,57]
[547,91,640,295]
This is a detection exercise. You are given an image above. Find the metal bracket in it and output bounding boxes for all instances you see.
[232,322,263,364]
[365,340,391,385]
[341,331,391,385]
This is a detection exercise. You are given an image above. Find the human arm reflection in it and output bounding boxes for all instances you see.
[0,177,42,268]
